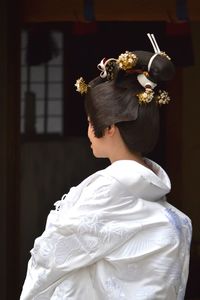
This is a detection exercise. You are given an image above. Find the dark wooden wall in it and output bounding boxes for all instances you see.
[20,0,200,23]
[0,0,21,298]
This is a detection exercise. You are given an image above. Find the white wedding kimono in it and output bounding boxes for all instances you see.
[20,159,192,300]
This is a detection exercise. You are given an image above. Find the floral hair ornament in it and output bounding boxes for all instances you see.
[116,51,138,70]
[75,77,89,94]
[137,87,155,105]
[155,90,171,105]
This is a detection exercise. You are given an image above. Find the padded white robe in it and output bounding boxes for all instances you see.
[20,159,192,300]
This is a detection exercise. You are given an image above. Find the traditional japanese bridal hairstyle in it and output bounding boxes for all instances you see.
[75,33,175,155]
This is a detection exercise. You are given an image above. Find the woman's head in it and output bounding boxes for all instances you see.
[76,34,175,155]
[85,76,160,154]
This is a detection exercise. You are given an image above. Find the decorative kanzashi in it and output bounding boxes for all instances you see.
[156,90,171,105]
[75,34,172,107]
[75,77,89,94]
[97,58,117,80]
[147,33,171,72]
[136,72,156,105]
[137,87,155,104]
[136,34,172,106]
[117,51,138,70]
[147,33,171,60]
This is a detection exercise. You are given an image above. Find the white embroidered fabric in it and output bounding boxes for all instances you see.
[20,159,192,300]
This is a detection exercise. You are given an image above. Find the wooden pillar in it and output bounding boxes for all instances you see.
[0,0,21,298]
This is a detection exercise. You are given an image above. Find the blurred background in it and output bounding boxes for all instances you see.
[0,0,200,299]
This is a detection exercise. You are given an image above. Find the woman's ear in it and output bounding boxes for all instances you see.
[106,124,117,137]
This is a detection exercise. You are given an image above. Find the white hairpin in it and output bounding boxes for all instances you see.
[147,33,161,53]
[147,33,170,71]
[147,33,161,72]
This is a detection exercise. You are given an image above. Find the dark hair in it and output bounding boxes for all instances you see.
[84,50,175,155]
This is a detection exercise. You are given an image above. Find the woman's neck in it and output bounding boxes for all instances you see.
[109,147,144,165]
[105,125,150,170]
[109,151,151,171]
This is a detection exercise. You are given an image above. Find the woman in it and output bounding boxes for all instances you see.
[20,34,192,300]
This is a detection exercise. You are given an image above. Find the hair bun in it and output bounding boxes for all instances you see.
[75,34,175,106]
[119,50,175,84]
[148,53,175,82]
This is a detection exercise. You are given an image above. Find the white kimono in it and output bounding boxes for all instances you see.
[20,159,192,300]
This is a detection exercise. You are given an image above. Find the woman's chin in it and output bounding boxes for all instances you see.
[92,151,99,158]
[92,151,107,159]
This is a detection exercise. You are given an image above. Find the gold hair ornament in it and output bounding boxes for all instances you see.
[156,90,171,105]
[117,51,138,70]
[137,87,155,105]
[75,77,89,94]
